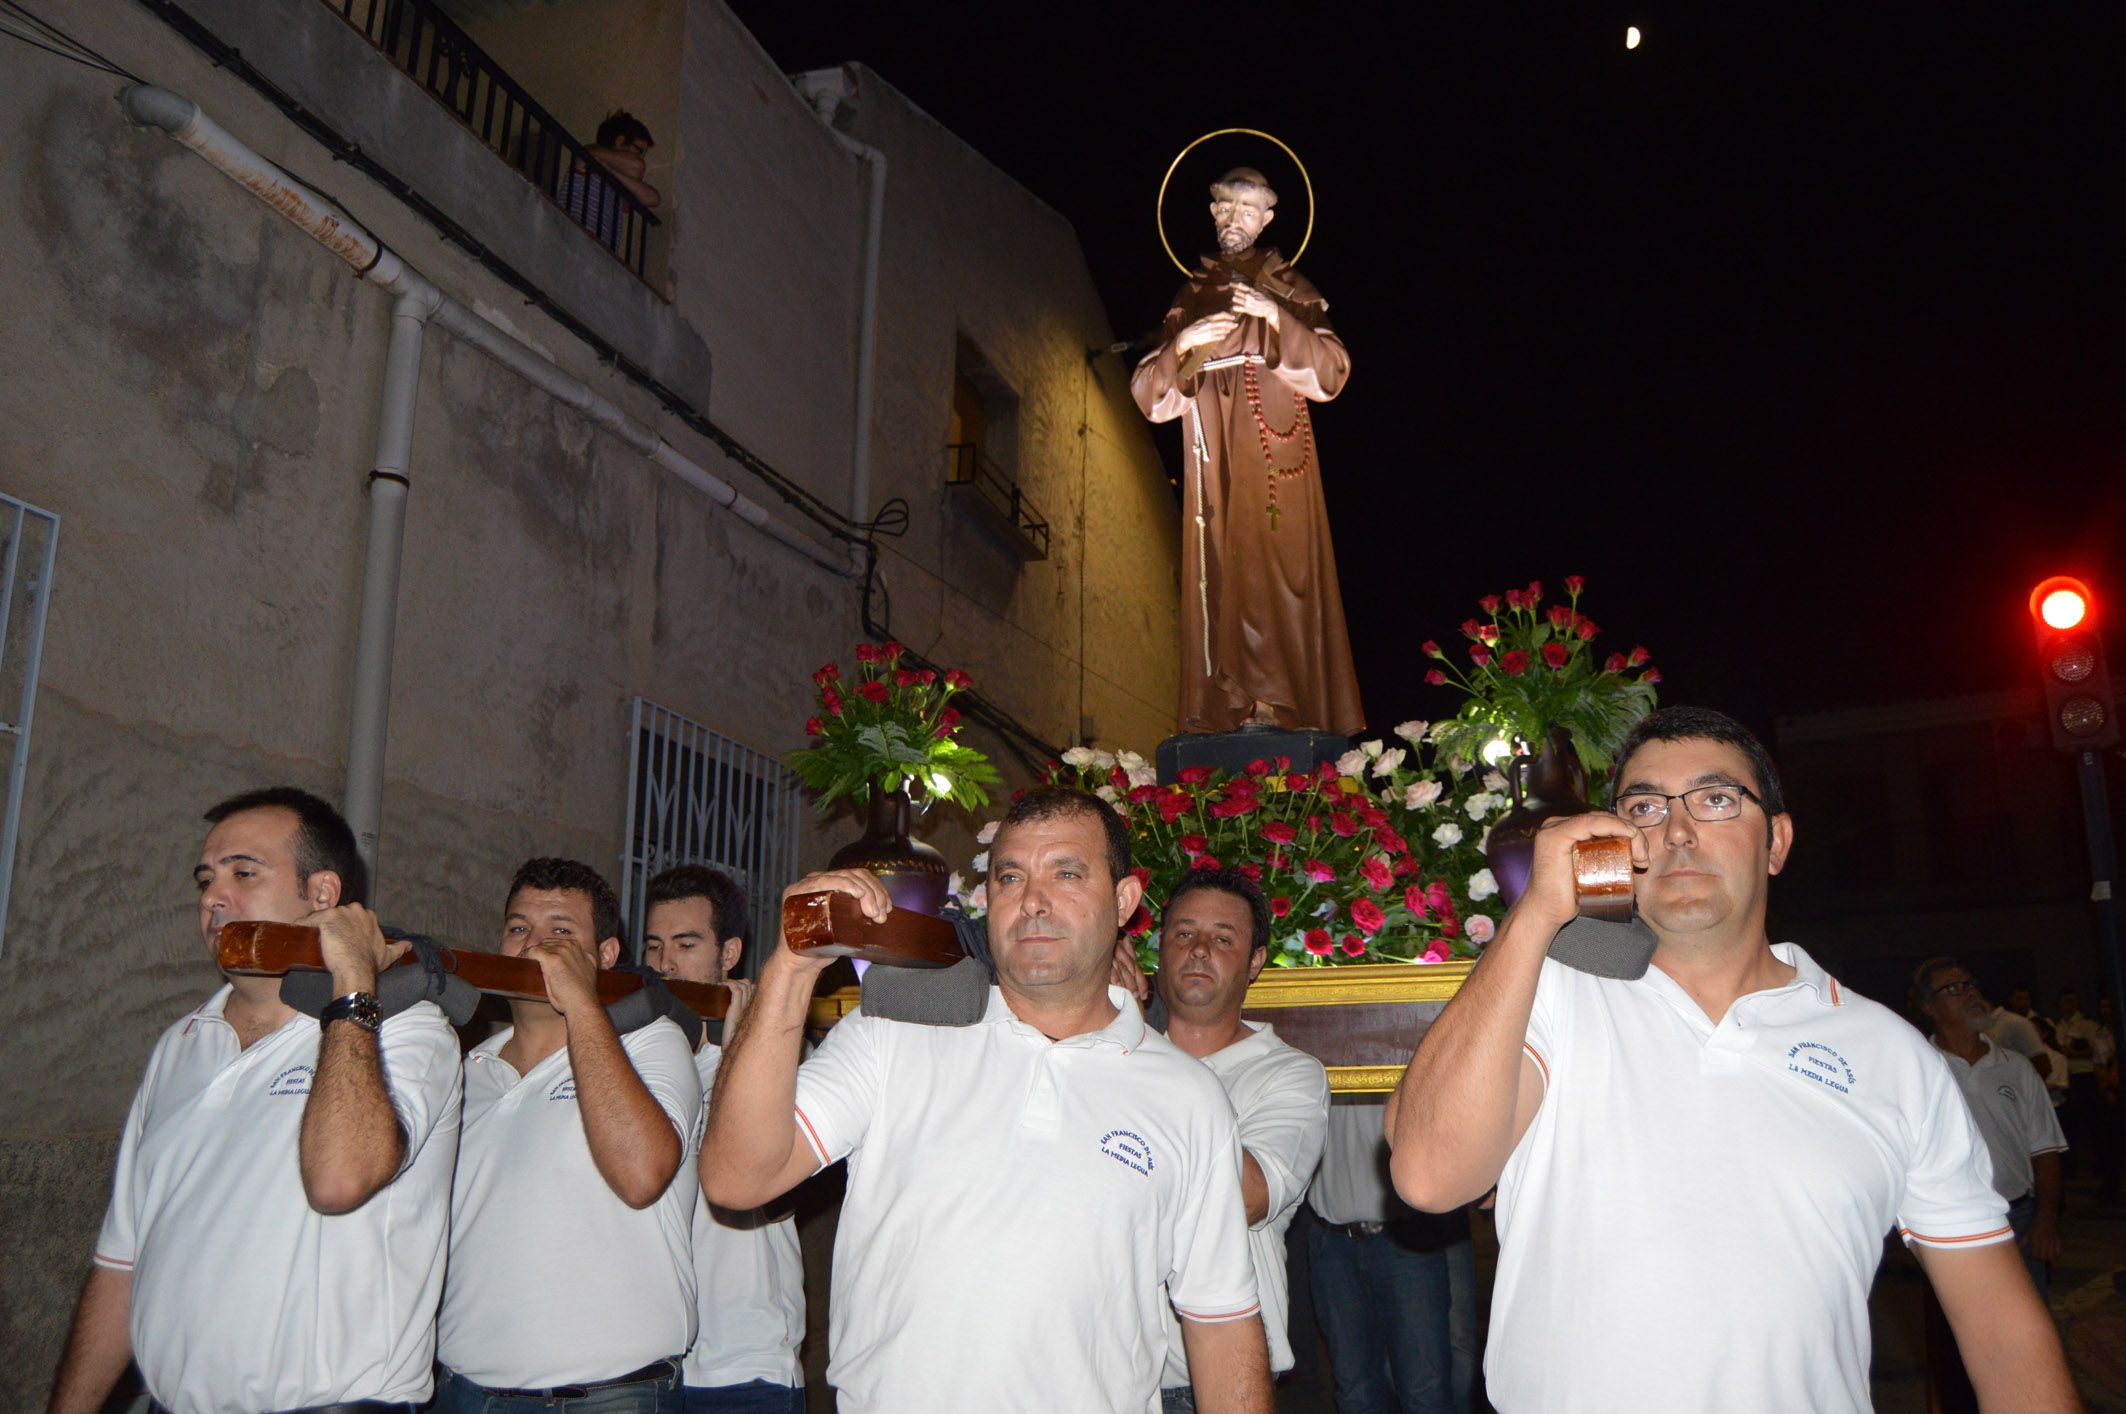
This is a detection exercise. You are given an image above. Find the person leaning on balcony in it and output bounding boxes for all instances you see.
[1384,705,2079,1413]
[565,109,660,252]
[49,787,462,1414]
[703,786,1273,1413]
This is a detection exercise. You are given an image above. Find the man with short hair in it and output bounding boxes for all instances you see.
[1911,957,2065,1292]
[1152,868,1329,1412]
[644,864,806,1414]
[433,857,704,1411]
[50,787,462,1414]
[564,109,660,252]
[705,787,1271,1412]
[1387,706,2076,1411]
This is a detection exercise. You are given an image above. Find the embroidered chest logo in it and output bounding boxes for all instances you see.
[268,1064,314,1097]
[1099,1128,1156,1176]
[547,1078,578,1101]
[1785,1041,1855,1095]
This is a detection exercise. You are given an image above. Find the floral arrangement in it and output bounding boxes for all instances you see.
[952,730,1509,968]
[786,641,999,811]
[1422,576,1660,777]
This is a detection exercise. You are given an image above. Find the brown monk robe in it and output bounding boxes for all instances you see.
[1133,167,1365,736]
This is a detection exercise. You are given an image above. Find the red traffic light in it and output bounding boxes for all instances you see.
[2030,575,2094,631]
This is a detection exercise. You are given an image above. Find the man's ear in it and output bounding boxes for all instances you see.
[1247,947,1269,984]
[1114,871,1145,926]
[720,936,744,978]
[598,937,622,971]
[308,871,345,910]
[1767,813,1795,876]
[1259,206,1275,231]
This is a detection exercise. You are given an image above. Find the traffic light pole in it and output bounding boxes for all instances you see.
[2074,747,2126,1046]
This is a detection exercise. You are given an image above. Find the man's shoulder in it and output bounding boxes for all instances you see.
[1215,1023,1327,1091]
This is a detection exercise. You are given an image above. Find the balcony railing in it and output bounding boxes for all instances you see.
[946,443,1049,561]
[323,0,659,280]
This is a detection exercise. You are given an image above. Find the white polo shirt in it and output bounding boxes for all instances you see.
[794,987,1260,1413]
[1934,1034,2066,1201]
[1489,944,2008,1414]
[1160,1021,1328,1387]
[94,988,461,1413]
[438,1016,704,1387]
[685,1039,805,1390]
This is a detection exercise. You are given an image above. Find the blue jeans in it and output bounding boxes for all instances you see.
[1307,1214,1465,1414]
[682,1381,805,1413]
[430,1365,683,1414]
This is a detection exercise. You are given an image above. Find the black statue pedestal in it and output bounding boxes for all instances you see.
[1156,728,1352,785]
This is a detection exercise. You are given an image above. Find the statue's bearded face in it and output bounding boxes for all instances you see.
[1210,193,1273,254]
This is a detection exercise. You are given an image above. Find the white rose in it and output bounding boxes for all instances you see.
[1361,739,1386,760]
[1336,749,1369,776]
[947,870,965,899]
[1432,822,1464,847]
[1404,780,1443,810]
[1091,750,1116,772]
[1127,764,1159,789]
[1095,785,1120,804]
[1371,747,1406,778]
[1468,868,1499,901]
[1464,792,1497,821]
[1117,750,1147,772]
[976,820,999,845]
[1466,914,1496,944]
[1482,770,1508,793]
[971,850,989,875]
[1393,719,1428,744]
[968,883,987,913]
[1060,746,1096,769]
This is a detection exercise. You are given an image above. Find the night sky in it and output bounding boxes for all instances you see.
[734,4,2126,742]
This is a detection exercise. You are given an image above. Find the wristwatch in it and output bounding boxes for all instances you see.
[319,990,383,1034]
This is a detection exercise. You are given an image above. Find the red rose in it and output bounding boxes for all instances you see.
[858,680,890,703]
[1565,574,1585,594]
[1526,580,1543,603]
[1341,934,1368,958]
[1501,649,1530,676]
[882,640,906,660]
[1505,588,1524,610]
[1405,885,1430,918]
[1425,882,1452,911]
[1179,834,1209,857]
[1644,668,1662,683]
[1548,604,1573,629]
[1421,640,1442,657]
[1177,765,1215,785]
[1478,624,1500,644]
[919,669,937,685]
[822,689,843,716]
[1542,642,1568,669]
[945,668,973,690]
[1470,645,1492,667]
[1261,821,1298,844]
[896,667,926,688]
[1358,805,1387,826]
[1305,815,1322,834]
[1605,652,1627,672]
[1628,646,1649,667]
[1209,796,1260,819]
[1350,898,1386,935]
[1130,867,1152,886]
[1440,917,1462,940]
[1478,595,1502,614]
[1578,619,1598,640]
[1327,811,1357,838]
[1125,904,1152,935]
[1156,790,1192,823]
[1374,825,1408,855]
[1302,859,1337,883]
[855,643,878,664]
[804,716,824,736]
[1460,618,1484,640]
[1360,855,1393,891]
[1425,669,1448,686]
[1393,855,1417,877]
[1193,854,1221,871]
[1267,849,1288,870]
[1270,896,1292,918]
[813,663,840,686]
[1304,929,1333,956]
[1315,762,1340,788]
[1274,755,1293,772]
[1127,784,1157,803]
[1237,862,1262,882]
[1245,758,1271,777]
[932,707,961,738]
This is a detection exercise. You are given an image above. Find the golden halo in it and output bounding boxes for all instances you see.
[1157,127,1314,277]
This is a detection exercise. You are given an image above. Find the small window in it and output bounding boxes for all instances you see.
[945,336,1047,560]
[0,493,58,956]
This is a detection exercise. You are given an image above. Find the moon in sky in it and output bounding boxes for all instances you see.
[1626,25,1642,49]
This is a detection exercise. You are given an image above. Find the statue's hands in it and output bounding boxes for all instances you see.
[1229,281,1282,329]
[1176,312,1238,354]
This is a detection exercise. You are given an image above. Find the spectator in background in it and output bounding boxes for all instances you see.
[564,110,661,254]
[1912,958,2066,1294]
[1986,988,2056,1089]
[2053,988,2102,1177]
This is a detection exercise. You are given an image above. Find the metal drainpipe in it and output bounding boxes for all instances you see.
[341,286,438,891]
[796,71,886,525]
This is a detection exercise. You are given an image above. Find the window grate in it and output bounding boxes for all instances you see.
[0,495,58,957]
[620,699,801,974]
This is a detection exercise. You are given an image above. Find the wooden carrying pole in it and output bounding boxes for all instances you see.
[781,890,964,967]
[216,921,733,1019]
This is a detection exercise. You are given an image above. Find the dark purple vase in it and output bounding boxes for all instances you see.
[828,787,950,915]
[1483,727,1600,910]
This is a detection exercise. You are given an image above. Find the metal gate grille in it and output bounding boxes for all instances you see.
[0,495,58,957]
[620,698,801,972]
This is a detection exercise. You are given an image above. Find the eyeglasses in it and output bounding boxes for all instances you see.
[1929,979,1982,1000]
[1614,783,1761,828]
